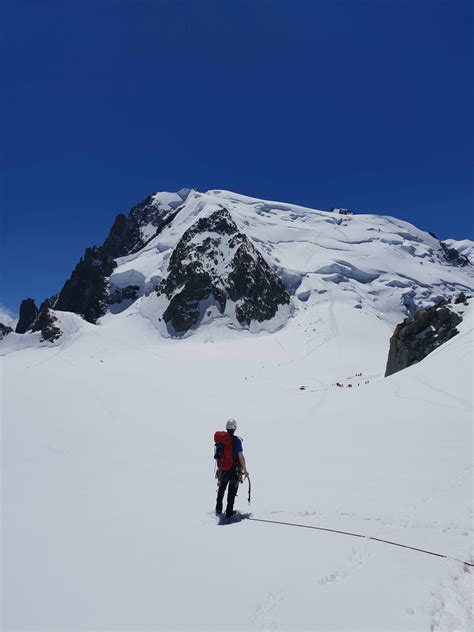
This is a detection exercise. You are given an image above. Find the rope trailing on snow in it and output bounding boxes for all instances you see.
[247,517,474,567]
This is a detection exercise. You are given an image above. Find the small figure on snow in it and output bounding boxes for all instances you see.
[214,419,249,518]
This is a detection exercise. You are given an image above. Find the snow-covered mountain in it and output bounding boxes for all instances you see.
[113,189,472,335]
[2,190,473,631]
[6,188,474,344]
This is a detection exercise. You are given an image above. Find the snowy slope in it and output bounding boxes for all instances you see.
[2,300,473,631]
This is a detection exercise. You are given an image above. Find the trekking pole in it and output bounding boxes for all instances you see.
[247,476,251,504]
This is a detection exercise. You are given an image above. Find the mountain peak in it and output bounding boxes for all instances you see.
[151,207,290,334]
[6,188,474,342]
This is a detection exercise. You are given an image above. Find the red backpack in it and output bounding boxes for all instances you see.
[214,431,234,471]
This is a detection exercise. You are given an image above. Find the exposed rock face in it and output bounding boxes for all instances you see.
[13,298,62,342]
[227,241,289,325]
[100,193,183,259]
[51,193,185,323]
[385,298,464,377]
[0,323,13,339]
[331,207,354,215]
[32,307,62,342]
[15,298,38,333]
[53,246,116,323]
[439,241,470,267]
[107,285,141,306]
[454,291,469,305]
[156,208,290,333]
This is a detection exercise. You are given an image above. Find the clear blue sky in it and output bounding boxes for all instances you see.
[2,0,473,316]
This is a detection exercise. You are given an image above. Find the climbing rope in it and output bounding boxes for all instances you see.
[247,517,474,567]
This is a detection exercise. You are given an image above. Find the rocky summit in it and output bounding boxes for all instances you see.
[15,298,38,334]
[156,209,290,333]
[51,191,190,324]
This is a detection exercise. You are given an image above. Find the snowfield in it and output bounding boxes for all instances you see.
[2,303,473,631]
[1,190,473,631]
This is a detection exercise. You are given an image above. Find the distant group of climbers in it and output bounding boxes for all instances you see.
[335,378,370,388]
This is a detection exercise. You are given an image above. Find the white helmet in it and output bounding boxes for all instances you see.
[226,418,237,431]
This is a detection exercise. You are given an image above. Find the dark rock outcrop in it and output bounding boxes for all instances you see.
[32,307,62,343]
[114,193,184,256]
[51,193,186,323]
[13,297,62,342]
[227,241,289,326]
[331,207,354,215]
[15,298,38,333]
[454,291,470,305]
[53,246,117,323]
[385,298,464,377]
[439,241,470,267]
[107,285,141,306]
[99,194,182,261]
[0,323,13,339]
[157,208,290,333]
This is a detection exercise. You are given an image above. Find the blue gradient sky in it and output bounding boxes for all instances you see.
[2,0,473,316]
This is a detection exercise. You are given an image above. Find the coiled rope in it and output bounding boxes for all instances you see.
[247,517,474,567]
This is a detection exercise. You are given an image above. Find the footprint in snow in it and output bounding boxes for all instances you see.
[318,545,367,585]
[253,592,285,631]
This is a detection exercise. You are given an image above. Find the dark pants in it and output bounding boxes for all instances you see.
[216,468,239,515]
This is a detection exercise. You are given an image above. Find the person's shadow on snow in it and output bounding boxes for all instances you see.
[217,512,252,525]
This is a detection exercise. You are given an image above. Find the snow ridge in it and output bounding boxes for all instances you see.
[3,188,474,347]
[108,188,473,336]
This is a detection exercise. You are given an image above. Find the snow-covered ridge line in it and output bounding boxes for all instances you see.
[4,187,474,346]
[107,188,473,335]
